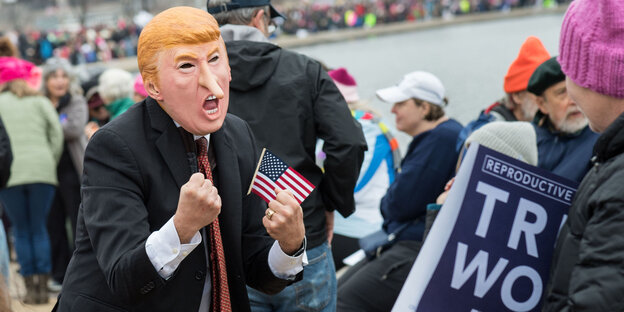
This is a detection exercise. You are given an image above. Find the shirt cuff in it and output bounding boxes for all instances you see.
[267,239,308,280]
[145,217,202,279]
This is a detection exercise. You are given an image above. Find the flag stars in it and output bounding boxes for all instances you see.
[259,152,288,181]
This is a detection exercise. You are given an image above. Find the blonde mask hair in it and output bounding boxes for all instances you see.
[137,6,222,88]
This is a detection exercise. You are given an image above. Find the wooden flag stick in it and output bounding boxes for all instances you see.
[247,148,266,195]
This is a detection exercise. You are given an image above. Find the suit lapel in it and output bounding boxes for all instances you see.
[146,98,191,189]
[211,119,243,256]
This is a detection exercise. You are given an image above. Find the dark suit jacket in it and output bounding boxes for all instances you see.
[55,98,293,311]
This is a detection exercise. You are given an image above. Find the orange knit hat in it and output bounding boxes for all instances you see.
[503,36,550,93]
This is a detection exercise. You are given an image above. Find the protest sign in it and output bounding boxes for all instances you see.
[393,143,577,312]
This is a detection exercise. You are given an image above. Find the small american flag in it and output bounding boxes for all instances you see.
[248,149,315,204]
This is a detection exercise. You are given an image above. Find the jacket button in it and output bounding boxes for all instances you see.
[147,281,155,289]
[195,270,204,281]
[140,287,148,295]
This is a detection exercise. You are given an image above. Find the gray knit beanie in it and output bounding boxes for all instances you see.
[41,57,82,97]
[465,121,538,166]
[42,57,74,81]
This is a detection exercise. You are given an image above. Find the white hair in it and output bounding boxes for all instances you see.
[98,68,134,105]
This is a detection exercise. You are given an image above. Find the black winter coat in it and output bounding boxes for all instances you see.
[543,112,624,312]
[0,116,11,189]
[225,40,367,249]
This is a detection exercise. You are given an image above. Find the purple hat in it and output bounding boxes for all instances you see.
[559,0,624,98]
[328,68,360,103]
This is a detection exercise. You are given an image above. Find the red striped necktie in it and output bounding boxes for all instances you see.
[196,137,231,312]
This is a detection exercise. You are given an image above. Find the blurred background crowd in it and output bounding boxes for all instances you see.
[0,0,571,66]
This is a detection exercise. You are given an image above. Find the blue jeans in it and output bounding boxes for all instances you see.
[0,221,8,285]
[248,242,337,312]
[0,183,55,276]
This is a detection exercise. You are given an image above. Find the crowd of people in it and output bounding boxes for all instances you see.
[0,34,146,307]
[0,0,573,67]
[276,0,571,35]
[1,21,141,66]
[0,0,622,311]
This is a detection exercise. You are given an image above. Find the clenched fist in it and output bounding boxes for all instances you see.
[174,172,222,243]
[263,189,306,255]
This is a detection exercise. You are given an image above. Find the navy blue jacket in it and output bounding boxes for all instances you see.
[381,119,462,241]
[534,114,599,182]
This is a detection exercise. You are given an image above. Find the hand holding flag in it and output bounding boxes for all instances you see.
[248,149,309,255]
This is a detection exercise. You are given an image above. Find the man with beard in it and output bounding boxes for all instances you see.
[527,56,599,182]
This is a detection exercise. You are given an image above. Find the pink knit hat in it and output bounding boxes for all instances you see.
[328,67,360,103]
[0,56,42,90]
[133,74,148,98]
[559,0,624,98]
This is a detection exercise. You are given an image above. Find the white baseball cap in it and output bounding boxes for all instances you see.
[376,71,446,106]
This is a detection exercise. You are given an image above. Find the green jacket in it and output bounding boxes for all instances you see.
[0,92,63,187]
[107,97,134,120]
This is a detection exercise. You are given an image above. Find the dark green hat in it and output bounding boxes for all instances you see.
[527,56,565,96]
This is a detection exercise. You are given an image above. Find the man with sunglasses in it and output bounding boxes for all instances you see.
[207,1,367,311]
